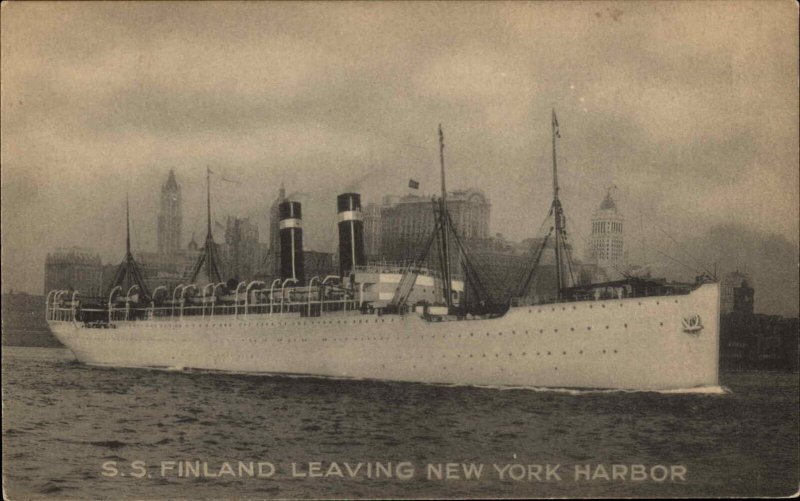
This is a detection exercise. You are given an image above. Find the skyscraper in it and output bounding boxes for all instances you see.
[721,270,753,314]
[157,170,182,255]
[587,190,624,280]
[379,188,491,263]
[223,216,263,281]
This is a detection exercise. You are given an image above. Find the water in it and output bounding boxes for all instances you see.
[3,346,798,499]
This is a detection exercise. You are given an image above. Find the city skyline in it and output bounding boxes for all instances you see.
[2,2,798,316]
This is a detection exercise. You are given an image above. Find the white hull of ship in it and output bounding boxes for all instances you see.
[48,284,720,390]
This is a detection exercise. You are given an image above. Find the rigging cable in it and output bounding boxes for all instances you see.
[518,227,554,298]
[654,225,715,277]
[649,246,705,276]
[513,207,555,296]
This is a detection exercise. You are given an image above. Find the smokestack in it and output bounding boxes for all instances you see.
[337,193,365,277]
[279,201,305,284]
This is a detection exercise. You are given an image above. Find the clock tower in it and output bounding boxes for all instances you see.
[157,170,182,255]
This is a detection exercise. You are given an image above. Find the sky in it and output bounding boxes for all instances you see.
[2,1,798,315]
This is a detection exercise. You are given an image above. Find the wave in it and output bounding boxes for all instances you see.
[467,383,731,395]
[89,439,127,449]
[83,363,732,395]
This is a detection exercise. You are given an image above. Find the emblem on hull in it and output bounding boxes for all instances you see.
[682,314,703,334]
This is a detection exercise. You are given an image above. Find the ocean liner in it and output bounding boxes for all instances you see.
[47,113,720,390]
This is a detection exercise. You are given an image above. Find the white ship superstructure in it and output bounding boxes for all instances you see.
[48,282,718,390]
[46,113,721,390]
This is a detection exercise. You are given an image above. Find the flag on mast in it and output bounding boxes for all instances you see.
[408,179,420,189]
[552,109,561,138]
[208,166,239,184]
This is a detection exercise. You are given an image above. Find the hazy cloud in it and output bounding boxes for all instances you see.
[1,1,797,314]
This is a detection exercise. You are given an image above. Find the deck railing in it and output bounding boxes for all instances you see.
[46,286,362,325]
[509,283,695,307]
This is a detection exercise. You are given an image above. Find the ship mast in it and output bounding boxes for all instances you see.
[438,124,453,310]
[207,165,212,240]
[189,167,223,284]
[108,193,150,299]
[126,192,132,260]
[551,109,564,300]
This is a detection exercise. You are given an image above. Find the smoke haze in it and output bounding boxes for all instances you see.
[1,2,797,315]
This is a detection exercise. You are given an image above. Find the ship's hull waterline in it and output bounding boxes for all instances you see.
[49,283,719,390]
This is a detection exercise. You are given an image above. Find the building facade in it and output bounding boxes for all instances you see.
[44,247,104,297]
[223,216,267,282]
[157,170,182,255]
[135,248,203,293]
[378,188,491,263]
[586,190,625,281]
[304,250,336,281]
[720,311,798,372]
[363,202,382,260]
[720,270,753,314]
